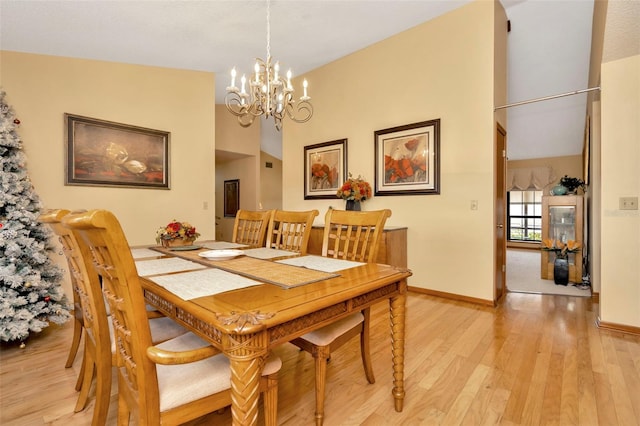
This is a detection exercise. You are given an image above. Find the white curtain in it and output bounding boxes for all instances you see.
[506,166,555,191]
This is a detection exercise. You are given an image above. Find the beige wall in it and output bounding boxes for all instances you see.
[1,51,216,297]
[282,1,503,302]
[599,54,640,327]
[214,104,262,239]
[260,152,283,211]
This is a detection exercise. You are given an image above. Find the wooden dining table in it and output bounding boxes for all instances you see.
[133,242,412,426]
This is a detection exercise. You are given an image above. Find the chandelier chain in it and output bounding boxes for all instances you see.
[266,0,271,58]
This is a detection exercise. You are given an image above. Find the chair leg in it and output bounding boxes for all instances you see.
[117,390,130,426]
[263,373,279,426]
[360,308,375,384]
[75,346,86,391]
[74,348,96,412]
[91,354,112,426]
[313,346,330,426]
[65,317,83,368]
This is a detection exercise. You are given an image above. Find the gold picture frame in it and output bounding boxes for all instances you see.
[65,114,170,189]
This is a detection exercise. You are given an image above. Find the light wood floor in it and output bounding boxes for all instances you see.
[2,291,639,425]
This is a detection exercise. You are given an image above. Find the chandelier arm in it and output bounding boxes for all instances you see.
[284,100,313,124]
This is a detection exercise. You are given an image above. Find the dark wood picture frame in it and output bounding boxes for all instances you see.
[374,119,440,196]
[303,139,347,199]
[65,113,170,189]
[224,179,240,217]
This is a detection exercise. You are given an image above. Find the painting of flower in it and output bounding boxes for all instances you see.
[375,119,440,196]
[304,139,347,199]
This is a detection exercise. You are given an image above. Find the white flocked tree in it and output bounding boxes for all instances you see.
[0,90,71,345]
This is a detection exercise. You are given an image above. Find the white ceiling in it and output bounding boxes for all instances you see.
[0,0,599,160]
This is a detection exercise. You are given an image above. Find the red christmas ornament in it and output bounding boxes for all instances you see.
[44,296,51,302]
[13,118,20,125]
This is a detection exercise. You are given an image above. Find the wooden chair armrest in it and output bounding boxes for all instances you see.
[146,344,220,365]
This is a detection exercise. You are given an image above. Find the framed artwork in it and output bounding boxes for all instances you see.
[65,114,170,189]
[303,139,347,199]
[374,119,440,196]
[224,179,240,217]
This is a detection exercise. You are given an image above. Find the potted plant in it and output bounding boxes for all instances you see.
[541,238,581,285]
[337,174,372,211]
[156,220,200,248]
[559,175,586,194]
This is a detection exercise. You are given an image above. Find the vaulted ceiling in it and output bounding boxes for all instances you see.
[1,0,602,160]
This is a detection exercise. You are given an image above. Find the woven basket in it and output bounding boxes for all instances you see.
[161,237,196,248]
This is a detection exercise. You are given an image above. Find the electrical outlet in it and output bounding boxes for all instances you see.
[203,201,209,210]
[619,197,638,210]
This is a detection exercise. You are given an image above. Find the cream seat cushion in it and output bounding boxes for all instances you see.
[299,312,364,346]
[155,332,282,412]
[108,317,188,353]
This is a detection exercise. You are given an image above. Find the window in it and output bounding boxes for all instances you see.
[508,190,542,241]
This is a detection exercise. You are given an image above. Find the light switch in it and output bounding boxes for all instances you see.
[619,197,638,210]
[470,200,478,210]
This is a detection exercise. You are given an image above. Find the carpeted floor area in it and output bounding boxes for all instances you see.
[507,249,591,297]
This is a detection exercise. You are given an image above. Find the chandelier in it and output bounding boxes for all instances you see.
[224,0,313,131]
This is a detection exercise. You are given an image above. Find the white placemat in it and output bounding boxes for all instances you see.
[201,241,250,250]
[135,257,206,277]
[131,248,162,259]
[277,255,364,273]
[243,247,299,260]
[148,268,261,300]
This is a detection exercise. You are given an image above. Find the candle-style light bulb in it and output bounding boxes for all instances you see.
[302,79,309,99]
[254,62,260,83]
[286,69,292,89]
[230,67,237,88]
[240,74,246,94]
[274,62,280,81]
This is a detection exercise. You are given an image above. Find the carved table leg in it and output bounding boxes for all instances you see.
[390,291,406,412]
[225,331,268,426]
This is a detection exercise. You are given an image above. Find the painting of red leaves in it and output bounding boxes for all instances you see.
[304,139,347,199]
[375,119,440,195]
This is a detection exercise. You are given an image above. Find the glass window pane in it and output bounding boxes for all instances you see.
[507,189,542,242]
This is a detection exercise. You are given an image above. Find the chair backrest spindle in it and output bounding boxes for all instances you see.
[266,209,319,254]
[321,209,391,263]
[232,209,273,247]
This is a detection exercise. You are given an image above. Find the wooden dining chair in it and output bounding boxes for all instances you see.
[40,209,193,425]
[62,209,281,426]
[266,209,319,255]
[40,209,112,425]
[290,208,392,426]
[232,209,273,247]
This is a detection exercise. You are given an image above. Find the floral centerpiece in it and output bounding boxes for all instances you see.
[540,238,581,259]
[156,220,200,248]
[337,174,372,210]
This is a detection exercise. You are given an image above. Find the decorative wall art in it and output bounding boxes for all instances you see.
[374,119,440,195]
[65,114,170,189]
[303,139,347,199]
[224,179,240,217]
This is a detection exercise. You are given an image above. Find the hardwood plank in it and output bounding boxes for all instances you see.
[2,292,640,425]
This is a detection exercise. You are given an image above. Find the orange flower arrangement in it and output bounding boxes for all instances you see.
[337,174,373,202]
[541,238,581,259]
[156,220,200,245]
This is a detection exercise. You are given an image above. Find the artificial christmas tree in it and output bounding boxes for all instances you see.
[0,90,71,344]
